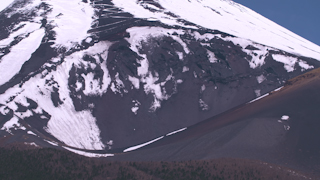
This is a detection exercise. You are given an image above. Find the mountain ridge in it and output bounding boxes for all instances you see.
[0,0,320,153]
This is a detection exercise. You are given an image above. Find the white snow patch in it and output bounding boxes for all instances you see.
[166,127,187,136]
[123,136,164,152]
[256,75,266,84]
[0,29,45,86]
[1,116,20,133]
[281,115,289,121]
[206,49,218,63]
[63,146,114,158]
[194,31,217,41]
[24,142,39,147]
[273,86,283,92]
[131,107,139,115]
[176,51,184,60]
[0,106,10,115]
[82,72,102,96]
[298,60,314,71]
[44,140,58,146]
[27,131,37,136]
[128,76,140,89]
[272,54,298,72]
[177,79,183,84]
[142,73,170,111]
[193,71,198,78]
[17,110,33,119]
[201,84,206,92]
[0,46,109,150]
[254,89,261,97]
[222,36,270,68]
[137,58,149,76]
[248,93,269,103]
[75,81,83,91]
[149,98,161,112]
[131,100,141,115]
[182,66,189,72]
[111,73,125,95]
[85,37,93,44]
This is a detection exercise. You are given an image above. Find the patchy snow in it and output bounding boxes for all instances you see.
[0,22,41,47]
[199,99,209,110]
[24,142,39,147]
[63,146,114,158]
[206,50,218,63]
[123,136,164,152]
[131,100,141,115]
[281,115,290,121]
[193,71,198,78]
[166,127,187,136]
[0,43,112,150]
[128,76,140,89]
[256,75,266,84]
[0,28,45,86]
[298,60,314,71]
[82,72,101,96]
[272,54,298,72]
[1,116,20,133]
[222,36,270,68]
[284,125,290,131]
[110,73,125,95]
[0,106,10,115]
[149,98,161,112]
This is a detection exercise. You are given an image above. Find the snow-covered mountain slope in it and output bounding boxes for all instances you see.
[0,0,15,12]
[112,0,320,60]
[0,0,320,151]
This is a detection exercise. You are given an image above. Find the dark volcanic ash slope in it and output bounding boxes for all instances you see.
[0,0,320,151]
[111,68,320,175]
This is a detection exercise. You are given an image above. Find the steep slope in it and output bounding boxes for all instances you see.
[0,0,320,151]
[111,67,320,175]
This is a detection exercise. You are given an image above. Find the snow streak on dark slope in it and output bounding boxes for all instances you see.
[111,68,320,174]
[0,0,320,154]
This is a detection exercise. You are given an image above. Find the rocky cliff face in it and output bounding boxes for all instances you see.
[0,0,320,150]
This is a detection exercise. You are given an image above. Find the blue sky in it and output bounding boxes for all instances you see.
[234,0,320,46]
